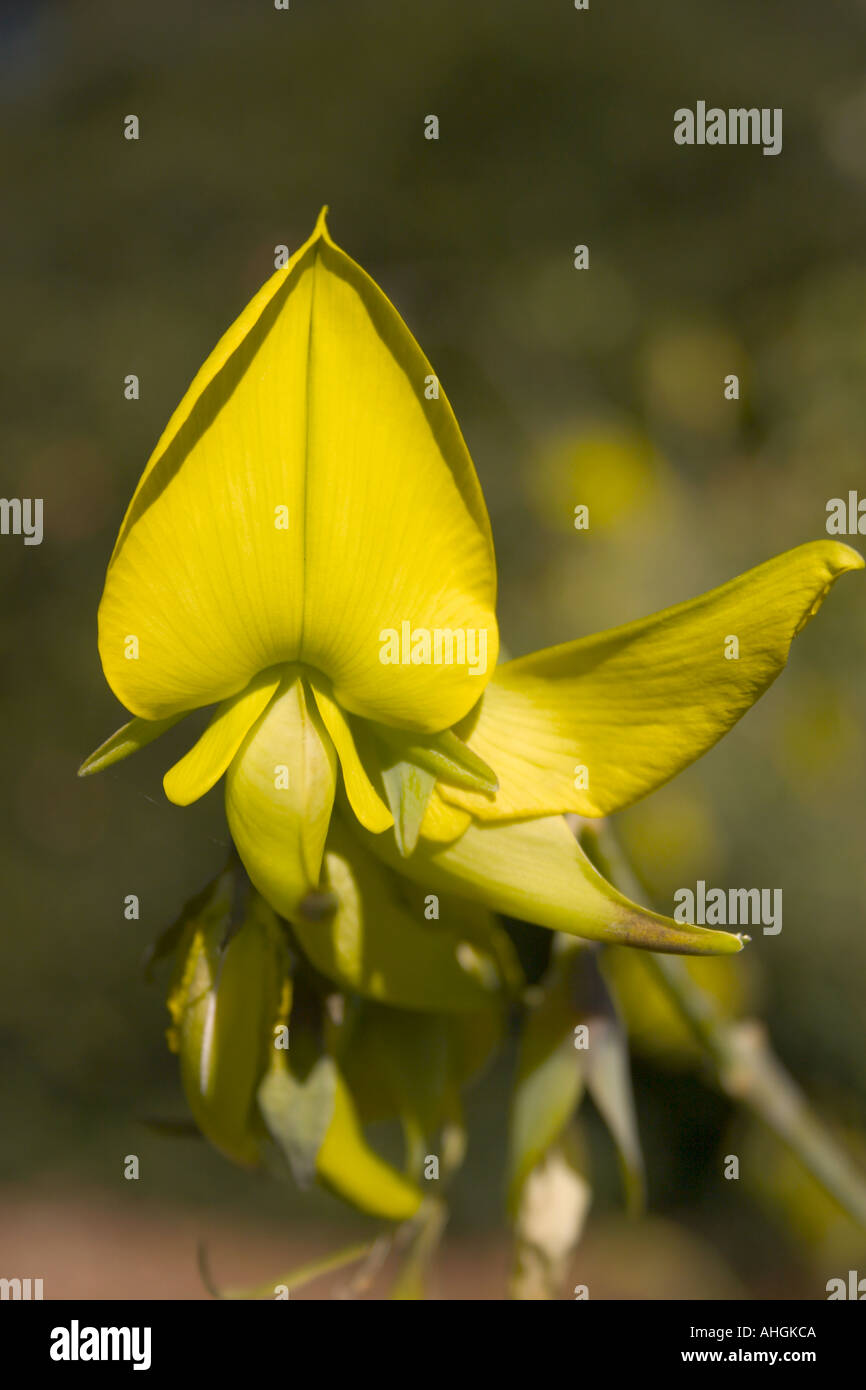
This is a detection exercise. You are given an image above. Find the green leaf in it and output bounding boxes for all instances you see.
[258,1055,338,1190]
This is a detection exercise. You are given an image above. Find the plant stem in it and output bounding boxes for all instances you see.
[390,1197,450,1300]
[390,1107,467,1299]
[575,816,866,1230]
[197,1238,375,1300]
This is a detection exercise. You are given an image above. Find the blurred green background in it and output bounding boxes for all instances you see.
[2,0,865,1296]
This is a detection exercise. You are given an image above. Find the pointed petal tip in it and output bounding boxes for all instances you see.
[618,915,746,957]
[680,924,747,956]
[314,205,331,240]
[701,927,747,956]
[77,741,110,778]
[78,713,186,779]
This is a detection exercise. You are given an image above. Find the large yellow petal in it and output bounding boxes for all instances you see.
[443,541,863,820]
[225,671,337,920]
[359,813,744,956]
[98,209,498,728]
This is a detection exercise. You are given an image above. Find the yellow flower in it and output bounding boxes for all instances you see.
[81,209,863,1012]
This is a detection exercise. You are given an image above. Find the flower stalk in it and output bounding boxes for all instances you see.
[576,816,866,1232]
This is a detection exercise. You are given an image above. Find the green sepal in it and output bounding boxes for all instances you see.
[376,724,498,794]
[381,760,436,856]
[78,712,185,776]
[258,1054,338,1190]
